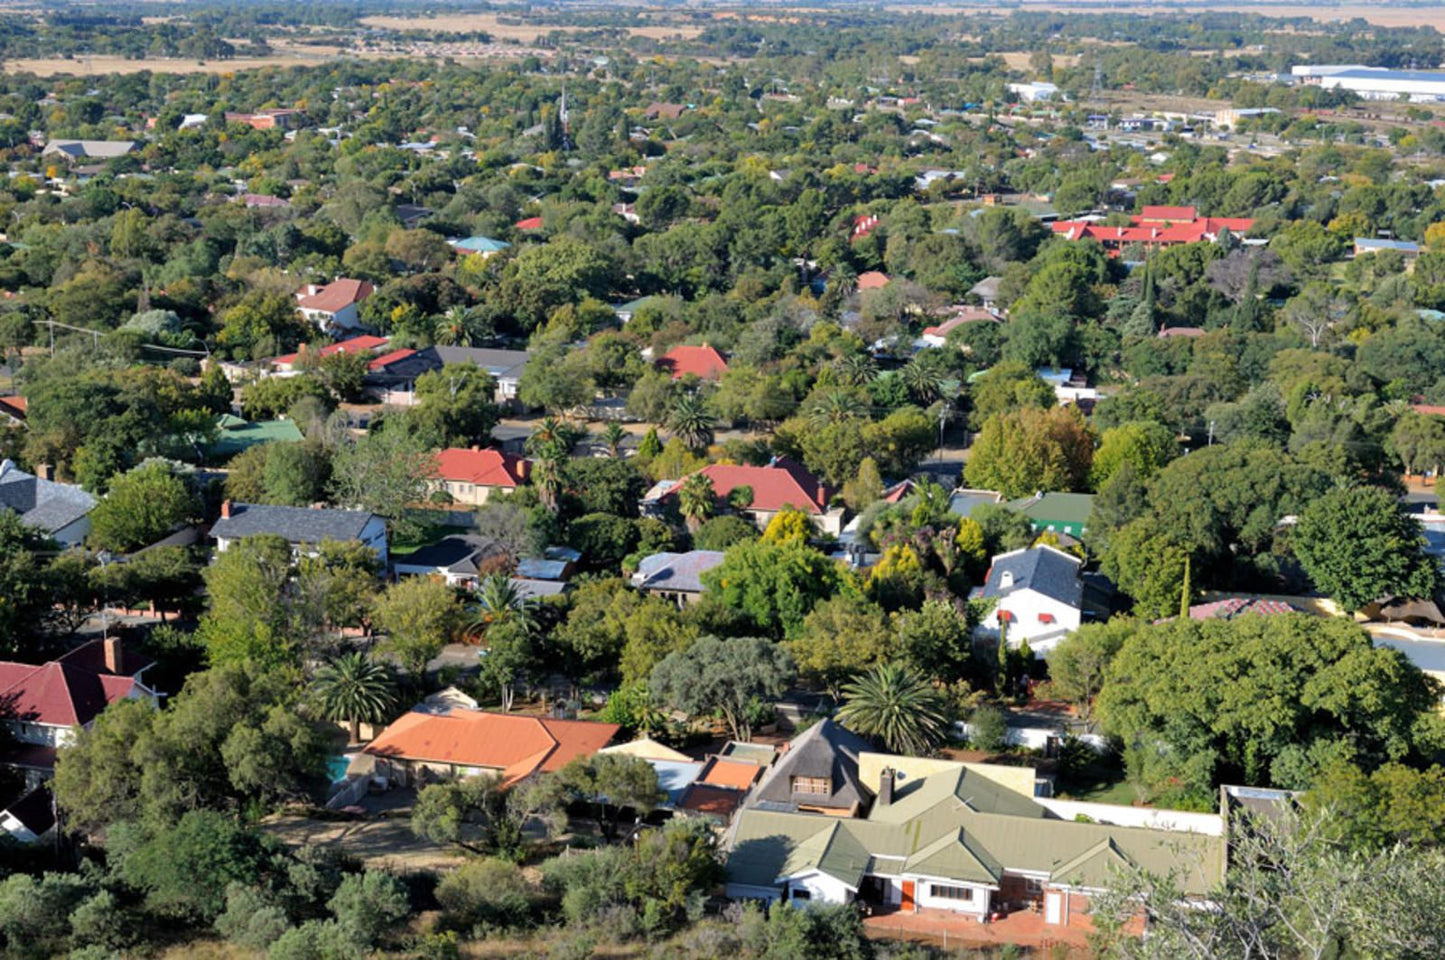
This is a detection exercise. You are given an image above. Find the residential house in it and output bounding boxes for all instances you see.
[366,346,530,406]
[657,344,729,381]
[0,459,97,546]
[975,546,1084,655]
[744,719,874,817]
[612,296,652,324]
[1005,491,1094,538]
[272,335,391,374]
[630,550,725,606]
[919,307,1001,348]
[856,270,891,291]
[432,447,531,506]
[0,638,158,787]
[393,534,506,588]
[678,756,766,821]
[447,235,511,258]
[644,456,844,536]
[224,109,306,131]
[0,395,24,426]
[515,216,544,231]
[947,488,1003,519]
[41,140,138,163]
[644,102,689,120]
[295,279,375,333]
[360,708,619,786]
[210,501,389,565]
[725,760,1224,925]
[1353,237,1421,259]
[1186,597,1300,621]
[1050,206,1254,256]
[0,784,56,844]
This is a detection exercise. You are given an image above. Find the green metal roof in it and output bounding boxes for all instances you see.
[1006,492,1095,526]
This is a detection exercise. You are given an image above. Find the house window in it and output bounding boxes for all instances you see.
[790,887,811,901]
[1038,613,1056,624]
[1024,877,1045,896]
[929,884,974,902]
[792,776,831,795]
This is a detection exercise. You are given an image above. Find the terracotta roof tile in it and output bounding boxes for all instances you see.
[698,757,763,790]
[657,344,729,381]
[434,448,530,487]
[363,709,618,783]
[296,278,374,315]
[681,457,831,515]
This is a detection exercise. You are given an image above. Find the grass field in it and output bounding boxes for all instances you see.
[359,13,703,42]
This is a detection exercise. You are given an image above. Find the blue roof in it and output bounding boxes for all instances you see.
[648,760,705,804]
[1354,237,1419,253]
[632,550,725,594]
[1334,68,1445,83]
[449,236,510,254]
[515,558,569,581]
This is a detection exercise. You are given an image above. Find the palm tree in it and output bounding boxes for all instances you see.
[531,446,565,512]
[806,387,863,427]
[468,574,535,639]
[433,306,475,346]
[832,353,877,387]
[527,415,579,456]
[676,472,716,532]
[311,652,397,745]
[666,394,716,452]
[601,421,627,458]
[902,358,944,404]
[837,662,948,756]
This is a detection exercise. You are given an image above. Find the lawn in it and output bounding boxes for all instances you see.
[1053,752,1138,806]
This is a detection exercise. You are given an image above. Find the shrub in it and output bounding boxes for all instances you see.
[435,858,533,929]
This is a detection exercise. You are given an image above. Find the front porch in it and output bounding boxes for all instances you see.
[863,904,1096,955]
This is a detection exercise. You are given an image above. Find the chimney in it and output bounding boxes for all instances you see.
[220,499,232,519]
[878,767,895,807]
[1000,570,1015,589]
[103,636,122,675]
[35,463,52,481]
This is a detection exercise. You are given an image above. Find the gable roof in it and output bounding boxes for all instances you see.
[210,502,381,546]
[0,655,141,728]
[1006,491,1095,527]
[296,278,374,314]
[0,459,96,535]
[599,736,694,763]
[434,448,530,487]
[0,395,25,422]
[398,535,505,576]
[363,709,618,784]
[674,457,831,515]
[657,344,729,381]
[981,546,1083,608]
[273,334,389,368]
[448,236,510,255]
[856,270,891,291]
[728,765,1225,896]
[749,719,874,812]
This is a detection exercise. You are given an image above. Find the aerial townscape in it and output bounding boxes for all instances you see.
[6,0,1445,957]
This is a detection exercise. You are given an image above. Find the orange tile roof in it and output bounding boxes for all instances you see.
[296,278,374,314]
[856,270,891,290]
[434,448,530,487]
[363,709,618,783]
[698,757,762,790]
[657,344,729,381]
[677,782,746,817]
[672,457,831,515]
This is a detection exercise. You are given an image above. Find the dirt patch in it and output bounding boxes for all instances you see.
[260,807,469,873]
[359,13,703,42]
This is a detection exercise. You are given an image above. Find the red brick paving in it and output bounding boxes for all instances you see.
[864,905,1095,956]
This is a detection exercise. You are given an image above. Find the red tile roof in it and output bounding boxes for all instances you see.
[657,344,729,381]
[1187,597,1300,621]
[434,448,530,487]
[363,710,618,784]
[367,348,417,371]
[676,782,745,817]
[923,306,1000,338]
[514,216,544,230]
[1139,205,1197,222]
[296,278,375,315]
[0,395,25,421]
[1158,326,1207,338]
[0,661,139,728]
[852,213,881,240]
[1050,213,1253,255]
[856,270,891,290]
[1413,404,1445,418]
[274,335,390,368]
[674,457,831,515]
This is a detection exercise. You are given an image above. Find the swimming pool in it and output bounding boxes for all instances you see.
[327,755,352,783]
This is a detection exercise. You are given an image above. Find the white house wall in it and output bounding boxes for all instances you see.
[783,870,856,906]
[907,876,993,916]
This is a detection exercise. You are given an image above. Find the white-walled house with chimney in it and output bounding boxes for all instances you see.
[210,501,389,565]
[973,545,1084,656]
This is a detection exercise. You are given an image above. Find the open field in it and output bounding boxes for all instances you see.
[888,3,1445,30]
[359,12,704,41]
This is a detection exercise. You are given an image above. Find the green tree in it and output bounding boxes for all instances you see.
[200,535,299,669]
[87,460,199,553]
[700,540,844,639]
[329,422,437,541]
[667,393,716,452]
[1292,486,1440,612]
[963,406,1095,498]
[1044,620,1133,725]
[372,576,459,677]
[895,599,973,685]
[558,753,664,840]
[676,472,716,533]
[110,811,274,922]
[310,652,396,745]
[1100,519,1194,620]
[837,661,949,755]
[1090,420,1179,490]
[409,362,501,447]
[788,595,894,699]
[650,636,794,742]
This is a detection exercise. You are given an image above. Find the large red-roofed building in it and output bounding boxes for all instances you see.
[657,344,729,381]
[432,447,531,506]
[646,456,843,535]
[1050,206,1254,257]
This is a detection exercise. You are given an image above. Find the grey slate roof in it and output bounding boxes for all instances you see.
[515,558,569,581]
[981,546,1083,608]
[399,535,504,575]
[210,503,379,545]
[632,550,725,594]
[748,719,874,813]
[0,460,96,535]
[509,578,568,599]
[366,346,530,385]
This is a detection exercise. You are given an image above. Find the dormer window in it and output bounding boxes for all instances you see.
[792,776,830,795]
